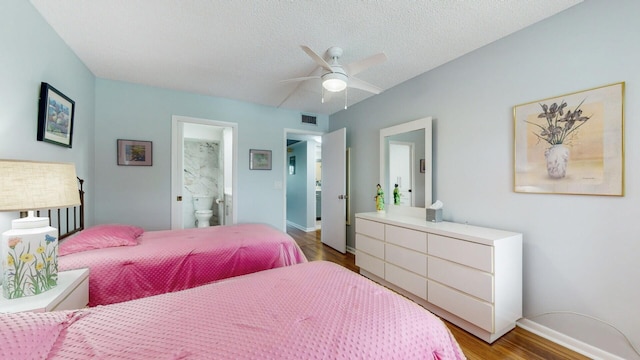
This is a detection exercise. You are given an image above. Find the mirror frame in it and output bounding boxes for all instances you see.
[380,117,432,213]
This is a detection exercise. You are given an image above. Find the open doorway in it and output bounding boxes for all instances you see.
[284,130,322,232]
[171,116,237,230]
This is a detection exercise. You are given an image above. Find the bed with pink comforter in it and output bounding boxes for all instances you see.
[0,261,465,360]
[58,223,307,306]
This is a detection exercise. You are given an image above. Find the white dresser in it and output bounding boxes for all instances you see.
[355,211,522,343]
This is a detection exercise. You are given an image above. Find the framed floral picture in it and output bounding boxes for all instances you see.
[117,139,153,166]
[37,82,75,148]
[250,149,272,170]
[513,82,624,196]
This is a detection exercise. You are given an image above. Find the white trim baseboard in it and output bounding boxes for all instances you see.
[286,220,315,232]
[517,319,627,360]
[346,245,355,255]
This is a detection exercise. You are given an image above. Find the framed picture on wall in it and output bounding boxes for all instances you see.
[37,82,75,148]
[289,156,296,174]
[117,139,153,166]
[514,82,624,196]
[250,149,272,170]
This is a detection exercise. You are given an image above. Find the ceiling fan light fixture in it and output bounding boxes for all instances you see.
[322,72,347,92]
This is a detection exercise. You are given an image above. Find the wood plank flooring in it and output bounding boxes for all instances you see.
[287,225,590,360]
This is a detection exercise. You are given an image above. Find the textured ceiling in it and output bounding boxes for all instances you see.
[29,0,582,116]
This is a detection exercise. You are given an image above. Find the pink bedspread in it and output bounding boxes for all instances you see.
[58,224,307,306]
[46,261,465,359]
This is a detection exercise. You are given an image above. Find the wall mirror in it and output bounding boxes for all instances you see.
[380,117,432,213]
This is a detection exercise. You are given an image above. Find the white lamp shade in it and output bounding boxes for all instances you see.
[0,160,79,299]
[0,160,80,212]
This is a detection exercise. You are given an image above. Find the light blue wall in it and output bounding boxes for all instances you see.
[0,0,96,230]
[1,0,329,234]
[94,79,328,230]
[331,1,639,358]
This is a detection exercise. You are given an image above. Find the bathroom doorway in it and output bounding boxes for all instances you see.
[171,116,237,230]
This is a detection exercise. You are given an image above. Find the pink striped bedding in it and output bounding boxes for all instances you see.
[19,261,464,359]
[58,223,307,306]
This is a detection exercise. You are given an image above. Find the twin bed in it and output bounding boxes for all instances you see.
[2,261,465,359]
[58,223,306,306]
[41,178,307,307]
[1,179,466,359]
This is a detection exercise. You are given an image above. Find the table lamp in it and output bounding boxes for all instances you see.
[0,160,80,299]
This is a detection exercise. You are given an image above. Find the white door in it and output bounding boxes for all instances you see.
[321,128,347,253]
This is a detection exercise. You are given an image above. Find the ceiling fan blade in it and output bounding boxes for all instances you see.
[345,52,387,76]
[300,45,333,72]
[348,77,383,94]
[280,75,320,83]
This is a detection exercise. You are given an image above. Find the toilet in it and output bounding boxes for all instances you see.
[193,195,214,228]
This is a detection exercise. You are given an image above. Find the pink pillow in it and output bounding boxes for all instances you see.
[59,224,144,256]
[0,311,83,358]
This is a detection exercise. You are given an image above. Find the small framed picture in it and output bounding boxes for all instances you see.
[117,139,153,166]
[250,149,272,170]
[37,82,75,148]
[289,156,296,175]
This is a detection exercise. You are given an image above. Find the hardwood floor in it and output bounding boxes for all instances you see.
[287,225,589,360]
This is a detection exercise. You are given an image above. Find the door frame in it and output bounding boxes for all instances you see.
[282,128,324,232]
[171,115,238,230]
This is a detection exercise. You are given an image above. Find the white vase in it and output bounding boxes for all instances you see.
[2,226,58,299]
[545,144,569,179]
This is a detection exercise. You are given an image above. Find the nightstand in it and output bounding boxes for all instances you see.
[0,268,89,313]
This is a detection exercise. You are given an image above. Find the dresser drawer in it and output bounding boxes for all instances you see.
[356,250,385,279]
[355,218,385,240]
[385,243,427,277]
[428,257,494,303]
[428,234,493,273]
[356,234,384,258]
[386,263,427,299]
[385,225,427,253]
[428,280,494,332]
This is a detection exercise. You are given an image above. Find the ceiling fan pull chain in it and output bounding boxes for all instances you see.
[321,85,325,103]
[344,87,348,109]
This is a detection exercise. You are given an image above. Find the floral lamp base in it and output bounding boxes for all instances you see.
[2,224,58,299]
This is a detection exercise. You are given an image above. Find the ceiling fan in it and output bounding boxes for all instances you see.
[282,45,387,108]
